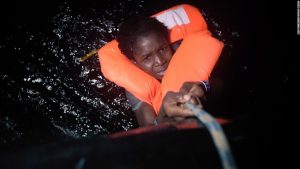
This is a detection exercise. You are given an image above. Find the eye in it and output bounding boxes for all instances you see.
[159,45,169,53]
[142,54,151,62]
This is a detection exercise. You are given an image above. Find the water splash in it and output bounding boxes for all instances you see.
[0,0,243,149]
[0,1,146,148]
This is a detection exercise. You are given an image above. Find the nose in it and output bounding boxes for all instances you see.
[154,54,165,67]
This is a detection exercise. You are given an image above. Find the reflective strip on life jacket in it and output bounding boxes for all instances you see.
[98,4,223,114]
[152,4,207,43]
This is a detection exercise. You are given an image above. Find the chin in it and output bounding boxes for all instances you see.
[156,75,163,81]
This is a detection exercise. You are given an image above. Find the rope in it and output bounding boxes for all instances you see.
[79,49,98,62]
[185,103,238,169]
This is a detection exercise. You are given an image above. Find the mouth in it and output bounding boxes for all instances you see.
[156,66,167,77]
[156,69,166,77]
[155,61,170,78]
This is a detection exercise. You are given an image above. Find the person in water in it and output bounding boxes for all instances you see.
[116,16,208,126]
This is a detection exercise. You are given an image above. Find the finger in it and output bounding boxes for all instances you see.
[179,94,192,103]
[162,92,199,117]
[166,103,195,117]
[189,95,201,105]
[180,82,205,98]
[163,91,178,103]
[189,84,205,97]
[179,82,192,94]
[162,92,188,112]
[165,92,191,104]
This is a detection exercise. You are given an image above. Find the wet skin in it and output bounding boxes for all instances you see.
[129,31,206,127]
[131,32,173,80]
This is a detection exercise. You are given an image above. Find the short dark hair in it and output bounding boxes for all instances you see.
[116,15,169,60]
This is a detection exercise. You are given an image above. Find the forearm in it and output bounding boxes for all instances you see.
[134,102,157,127]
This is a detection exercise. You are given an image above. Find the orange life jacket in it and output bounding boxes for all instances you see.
[98,4,224,114]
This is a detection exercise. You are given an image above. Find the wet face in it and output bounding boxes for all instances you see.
[131,32,173,80]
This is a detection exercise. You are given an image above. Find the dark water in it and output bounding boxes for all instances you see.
[0,0,289,153]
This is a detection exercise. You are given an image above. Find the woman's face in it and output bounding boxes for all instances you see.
[132,32,173,80]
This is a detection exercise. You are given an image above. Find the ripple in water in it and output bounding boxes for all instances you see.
[0,0,242,149]
[0,1,149,148]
